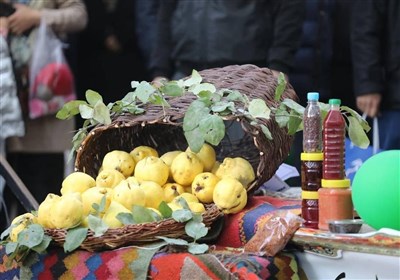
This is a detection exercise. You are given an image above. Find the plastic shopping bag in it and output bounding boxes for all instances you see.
[345,116,382,182]
[29,20,75,119]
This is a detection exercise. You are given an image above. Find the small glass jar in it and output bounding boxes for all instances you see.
[318,178,353,230]
[301,152,323,228]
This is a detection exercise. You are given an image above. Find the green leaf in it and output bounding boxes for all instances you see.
[135,81,156,103]
[131,81,140,89]
[121,91,136,104]
[31,235,52,253]
[97,195,107,214]
[86,90,103,106]
[347,116,370,148]
[211,101,235,113]
[275,108,290,128]
[260,124,273,140]
[274,72,287,101]
[175,197,190,210]
[88,215,108,237]
[287,111,303,135]
[148,209,162,221]
[157,236,188,246]
[341,106,371,132]
[224,89,247,102]
[198,115,225,146]
[56,100,87,119]
[117,212,136,225]
[191,213,203,223]
[93,101,112,125]
[185,221,208,240]
[160,82,184,97]
[158,201,172,218]
[18,224,44,248]
[184,70,202,87]
[248,99,271,119]
[150,94,170,107]
[172,209,193,223]
[132,205,157,223]
[197,91,214,104]
[184,128,205,153]
[282,99,305,115]
[5,242,17,255]
[64,227,88,253]
[79,104,94,119]
[188,243,209,254]
[183,100,210,132]
[191,83,216,95]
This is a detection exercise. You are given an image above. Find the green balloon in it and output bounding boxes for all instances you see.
[352,150,400,230]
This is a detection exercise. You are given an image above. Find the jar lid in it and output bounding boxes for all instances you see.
[302,190,319,199]
[301,152,323,161]
[321,178,351,188]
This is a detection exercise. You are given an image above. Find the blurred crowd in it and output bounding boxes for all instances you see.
[0,0,399,230]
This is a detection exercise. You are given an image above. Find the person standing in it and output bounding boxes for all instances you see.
[149,0,305,82]
[351,0,400,150]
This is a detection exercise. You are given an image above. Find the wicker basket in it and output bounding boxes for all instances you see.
[46,64,298,252]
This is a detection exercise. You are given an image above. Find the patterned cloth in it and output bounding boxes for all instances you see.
[0,245,304,280]
[216,196,301,248]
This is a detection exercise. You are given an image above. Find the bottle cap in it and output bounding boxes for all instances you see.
[302,190,319,199]
[321,178,351,188]
[329,99,341,105]
[307,92,319,101]
[301,152,323,161]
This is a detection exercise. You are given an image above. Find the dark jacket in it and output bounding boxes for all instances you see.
[150,0,304,79]
[351,0,400,109]
[290,0,334,104]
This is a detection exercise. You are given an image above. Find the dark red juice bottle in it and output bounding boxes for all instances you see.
[323,99,346,179]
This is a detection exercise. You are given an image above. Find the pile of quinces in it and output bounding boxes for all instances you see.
[9,144,255,240]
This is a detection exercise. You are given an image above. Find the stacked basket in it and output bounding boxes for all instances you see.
[45,64,298,251]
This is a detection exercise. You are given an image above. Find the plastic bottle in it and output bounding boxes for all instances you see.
[323,99,346,179]
[303,92,322,153]
[301,152,323,229]
[318,179,353,230]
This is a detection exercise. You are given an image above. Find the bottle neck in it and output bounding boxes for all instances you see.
[330,104,340,111]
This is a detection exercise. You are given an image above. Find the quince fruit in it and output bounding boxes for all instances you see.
[139,181,165,209]
[188,202,206,214]
[173,193,199,204]
[101,150,135,177]
[160,150,182,181]
[96,169,125,188]
[60,172,96,195]
[213,178,247,214]
[102,200,131,228]
[130,146,159,163]
[170,152,204,186]
[50,192,83,229]
[186,143,216,172]
[211,161,220,174]
[163,182,185,203]
[134,156,169,186]
[191,172,220,203]
[215,157,255,188]
[81,186,113,216]
[112,179,146,209]
[37,193,61,228]
[10,213,37,242]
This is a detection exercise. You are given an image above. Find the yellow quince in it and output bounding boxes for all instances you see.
[130,146,159,163]
[170,152,204,186]
[112,179,146,209]
[50,192,83,229]
[102,201,131,229]
[134,156,169,186]
[213,178,247,214]
[191,172,220,203]
[101,150,136,177]
[215,157,255,188]
[186,143,216,172]
[37,193,61,228]
[10,213,37,242]
[60,172,96,195]
[139,181,165,209]
[163,182,186,203]
[96,169,125,188]
[81,186,113,216]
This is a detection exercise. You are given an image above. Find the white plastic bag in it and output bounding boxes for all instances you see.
[29,20,75,119]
